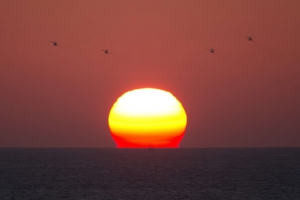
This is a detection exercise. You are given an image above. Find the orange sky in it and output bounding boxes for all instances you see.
[0,0,300,147]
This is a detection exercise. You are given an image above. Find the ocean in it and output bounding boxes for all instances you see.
[0,148,299,200]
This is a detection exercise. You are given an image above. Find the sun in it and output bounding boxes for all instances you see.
[108,88,187,148]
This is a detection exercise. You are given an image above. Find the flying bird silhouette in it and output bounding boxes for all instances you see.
[245,37,253,41]
[101,49,109,54]
[207,48,214,53]
[50,41,58,46]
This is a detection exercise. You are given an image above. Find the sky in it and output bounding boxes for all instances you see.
[0,0,300,147]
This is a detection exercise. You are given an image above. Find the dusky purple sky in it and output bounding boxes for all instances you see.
[0,0,300,147]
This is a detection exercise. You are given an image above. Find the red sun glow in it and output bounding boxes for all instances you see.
[108,88,187,148]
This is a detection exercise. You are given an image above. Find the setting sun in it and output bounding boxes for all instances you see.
[108,88,187,148]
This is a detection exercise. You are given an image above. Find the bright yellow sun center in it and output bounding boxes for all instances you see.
[108,88,187,148]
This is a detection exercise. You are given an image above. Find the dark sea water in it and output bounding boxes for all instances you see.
[0,148,299,200]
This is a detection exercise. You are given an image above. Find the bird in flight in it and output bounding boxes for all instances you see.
[101,49,109,54]
[245,37,253,41]
[207,48,214,53]
[50,41,58,46]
